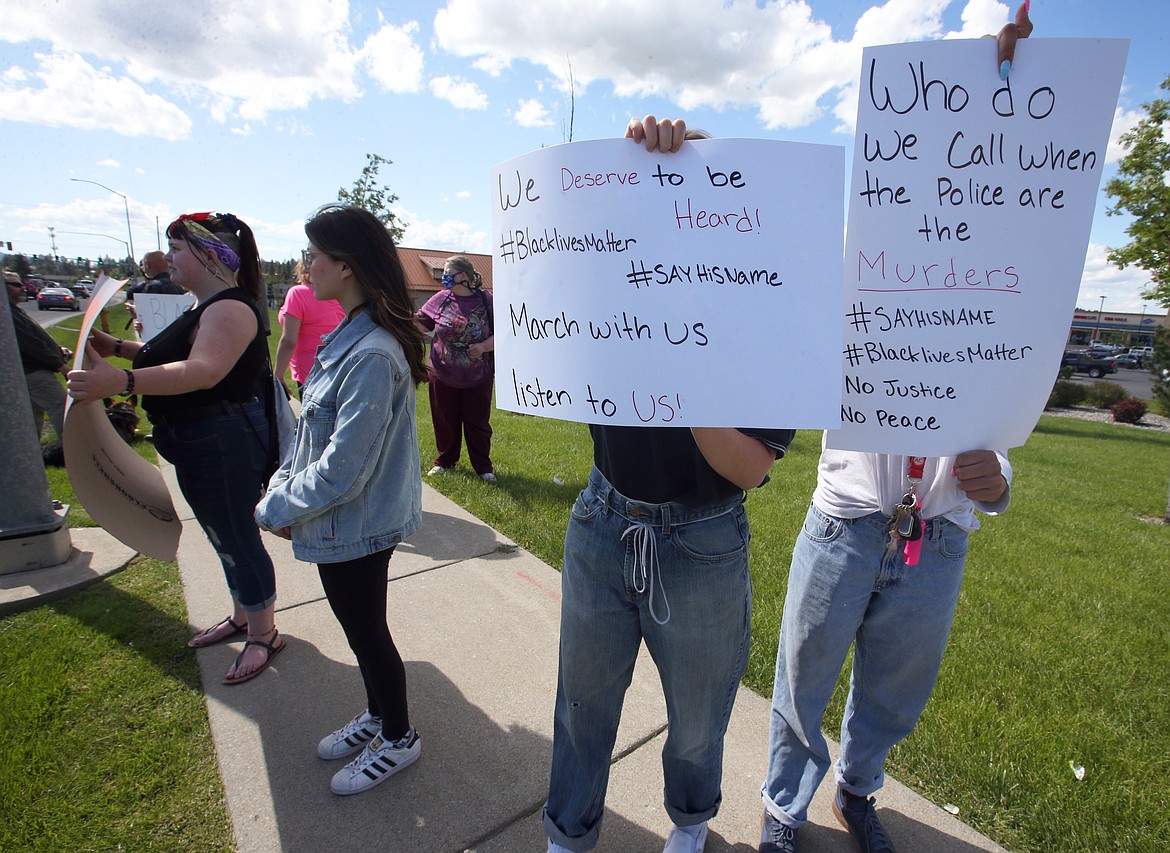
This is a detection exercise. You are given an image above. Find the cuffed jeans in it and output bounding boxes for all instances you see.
[543,468,752,852]
[761,504,967,827]
[154,398,277,611]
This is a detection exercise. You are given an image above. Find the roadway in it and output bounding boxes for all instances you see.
[1065,364,1159,401]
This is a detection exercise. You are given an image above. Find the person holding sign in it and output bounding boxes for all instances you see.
[759,8,1028,853]
[543,123,795,853]
[255,205,428,796]
[414,256,497,482]
[68,211,283,685]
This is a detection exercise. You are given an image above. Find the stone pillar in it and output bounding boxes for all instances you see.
[0,296,71,573]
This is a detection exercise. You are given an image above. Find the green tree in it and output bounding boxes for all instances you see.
[1104,75,1170,521]
[337,153,407,243]
[1104,75,1170,306]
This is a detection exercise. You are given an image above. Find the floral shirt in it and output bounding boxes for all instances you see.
[416,289,494,388]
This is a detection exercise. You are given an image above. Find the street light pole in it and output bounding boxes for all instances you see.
[1093,295,1106,342]
[56,230,130,258]
[69,178,135,262]
[1140,302,1147,345]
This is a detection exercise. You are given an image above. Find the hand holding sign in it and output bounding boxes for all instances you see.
[492,135,845,429]
[827,36,1128,455]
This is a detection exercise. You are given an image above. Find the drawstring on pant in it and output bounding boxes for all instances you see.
[621,506,735,627]
[623,520,670,626]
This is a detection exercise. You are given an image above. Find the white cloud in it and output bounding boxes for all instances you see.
[455,190,471,200]
[434,0,1006,131]
[513,98,554,128]
[98,159,120,168]
[363,21,425,93]
[0,1,427,128]
[1105,105,1145,164]
[396,205,490,253]
[0,50,193,139]
[5,195,175,258]
[1078,243,1157,313]
[430,75,488,110]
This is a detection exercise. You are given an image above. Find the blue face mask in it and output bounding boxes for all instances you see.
[441,273,457,289]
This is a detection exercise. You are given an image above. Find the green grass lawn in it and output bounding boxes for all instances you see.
[4,303,1167,850]
[417,396,1170,853]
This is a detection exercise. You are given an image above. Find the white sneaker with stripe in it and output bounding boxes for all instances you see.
[317,709,382,760]
[330,727,421,795]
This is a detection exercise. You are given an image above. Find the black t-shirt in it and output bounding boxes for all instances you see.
[140,272,184,295]
[134,287,268,418]
[589,424,795,506]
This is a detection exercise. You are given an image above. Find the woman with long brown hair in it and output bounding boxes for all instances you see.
[255,204,428,796]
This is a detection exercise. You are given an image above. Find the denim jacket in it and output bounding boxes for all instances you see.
[255,308,422,563]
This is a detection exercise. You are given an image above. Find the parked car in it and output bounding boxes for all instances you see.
[1085,343,1124,356]
[1113,352,1143,369]
[1061,351,1118,378]
[1129,346,1154,359]
[37,286,81,312]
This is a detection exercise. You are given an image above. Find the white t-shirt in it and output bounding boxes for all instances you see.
[812,439,1012,531]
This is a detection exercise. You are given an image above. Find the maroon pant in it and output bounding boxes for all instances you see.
[429,376,494,475]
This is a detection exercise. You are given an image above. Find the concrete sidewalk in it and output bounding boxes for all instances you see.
[170,468,1006,853]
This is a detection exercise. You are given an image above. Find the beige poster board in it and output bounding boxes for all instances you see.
[827,38,1129,455]
[64,273,181,561]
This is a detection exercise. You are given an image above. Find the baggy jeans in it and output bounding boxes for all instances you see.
[543,468,752,851]
[761,504,968,827]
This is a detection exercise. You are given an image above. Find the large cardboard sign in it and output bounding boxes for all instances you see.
[828,38,1129,455]
[65,273,181,561]
[491,137,845,428]
[136,292,195,341]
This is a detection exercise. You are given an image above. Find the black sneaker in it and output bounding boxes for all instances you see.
[831,788,896,853]
[760,809,799,853]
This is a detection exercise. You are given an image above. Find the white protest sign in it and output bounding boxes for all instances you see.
[828,38,1128,455]
[491,138,844,428]
[136,292,195,341]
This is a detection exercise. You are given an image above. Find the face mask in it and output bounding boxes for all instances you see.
[441,273,457,289]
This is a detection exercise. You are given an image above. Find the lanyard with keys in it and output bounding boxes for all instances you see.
[891,456,927,565]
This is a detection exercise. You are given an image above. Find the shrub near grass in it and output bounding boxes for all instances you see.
[1112,397,1148,424]
[1047,379,1087,408]
[1083,380,1128,409]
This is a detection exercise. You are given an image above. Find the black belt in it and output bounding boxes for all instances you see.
[147,396,259,427]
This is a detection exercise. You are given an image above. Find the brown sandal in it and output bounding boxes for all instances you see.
[223,629,285,685]
[188,615,246,649]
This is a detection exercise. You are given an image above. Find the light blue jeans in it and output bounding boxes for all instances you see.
[543,468,752,852]
[761,504,968,827]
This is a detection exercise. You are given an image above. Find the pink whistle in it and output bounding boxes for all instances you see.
[902,522,924,566]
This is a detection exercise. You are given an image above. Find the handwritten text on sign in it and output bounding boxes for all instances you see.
[136,292,195,341]
[827,38,1129,455]
[492,138,845,428]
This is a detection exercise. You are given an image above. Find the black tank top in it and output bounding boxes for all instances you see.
[134,287,268,419]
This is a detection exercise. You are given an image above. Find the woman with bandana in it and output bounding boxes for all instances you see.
[414,255,497,481]
[68,212,283,685]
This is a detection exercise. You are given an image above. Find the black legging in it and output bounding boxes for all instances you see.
[317,548,409,739]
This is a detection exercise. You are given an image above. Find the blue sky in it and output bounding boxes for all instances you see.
[0,0,1165,312]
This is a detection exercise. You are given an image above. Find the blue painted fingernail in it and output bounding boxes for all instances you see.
[999,59,1011,80]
